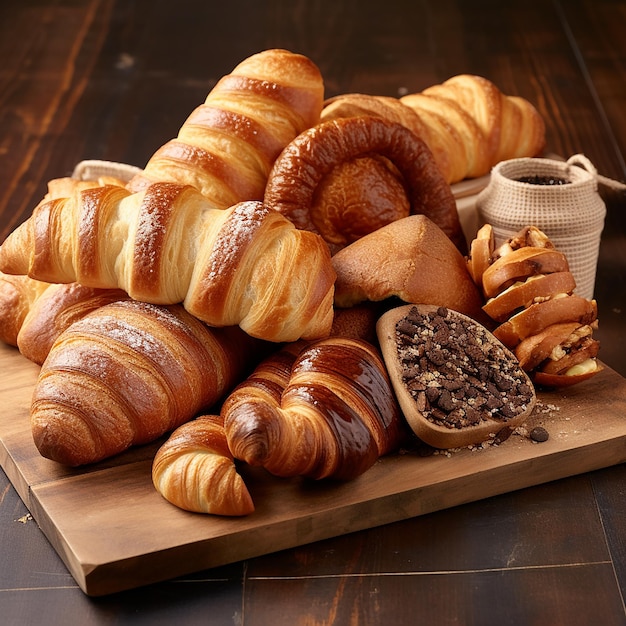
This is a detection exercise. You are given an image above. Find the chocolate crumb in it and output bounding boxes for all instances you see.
[530,426,549,442]
[395,306,533,431]
[494,426,514,444]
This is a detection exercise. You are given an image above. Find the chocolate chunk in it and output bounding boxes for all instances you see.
[395,305,534,431]
[437,389,456,412]
[530,427,549,442]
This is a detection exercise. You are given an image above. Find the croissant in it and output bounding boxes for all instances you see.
[263,116,465,254]
[152,414,254,516]
[401,74,546,182]
[398,92,490,182]
[0,182,336,343]
[18,282,129,365]
[0,272,49,347]
[222,337,407,481]
[127,49,324,207]
[31,299,265,466]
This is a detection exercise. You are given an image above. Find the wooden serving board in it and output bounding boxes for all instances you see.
[2,342,626,596]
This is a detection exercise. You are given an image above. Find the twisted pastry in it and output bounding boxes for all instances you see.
[222,337,407,481]
[402,74,546,182]
[0,182,335,342]
[127,49,324,207]
[264,116,465,254]
[31,299,264,466]
[153,414,254,516]
[467,225,601,387]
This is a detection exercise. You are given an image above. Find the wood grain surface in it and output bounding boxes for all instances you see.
[2,341,625,596]
[1,0,626,623]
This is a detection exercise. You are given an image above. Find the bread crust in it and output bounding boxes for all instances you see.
[331,215,485,320]
[264,116,465,254]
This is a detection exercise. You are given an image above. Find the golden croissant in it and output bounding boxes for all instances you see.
[153,414,255,516]
[0,272,50,347]
[222,337,407,480]
[321,75,545,186]
[0,182,336,343]
[31,299,264,466]
[128,48,325,207]
[401,74,546,183]
[17,282,129,365]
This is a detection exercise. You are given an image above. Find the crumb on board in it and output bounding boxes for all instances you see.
[397,399,565,458]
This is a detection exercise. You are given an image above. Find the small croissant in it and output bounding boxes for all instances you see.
[153,414,254,516]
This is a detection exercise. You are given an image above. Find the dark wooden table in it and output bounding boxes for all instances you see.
[1,0,625,624]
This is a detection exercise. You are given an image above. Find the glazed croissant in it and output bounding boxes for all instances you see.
[127,48,324,207]
[0,182,336,343]
[31,299,264,466]
[222,337,407,481]
[264,116,465,254]
[152,414,255,516]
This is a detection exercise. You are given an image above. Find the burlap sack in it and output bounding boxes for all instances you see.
[476,154,606,300]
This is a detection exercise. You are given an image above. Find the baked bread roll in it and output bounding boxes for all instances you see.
[222,337,407,480]
[331,215,486,321]
[263,116,465,254]
[0,272,50,347]
[0,182,335,343]
[31,300,264,466]
[468,225,602,387]
[377,304,537,449]
[320,92,453,198]
[128,49,324,207]
[152,414,254,516]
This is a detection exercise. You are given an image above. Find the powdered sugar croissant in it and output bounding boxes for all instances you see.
[0,182,335,343]
[222,337,407,480]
